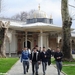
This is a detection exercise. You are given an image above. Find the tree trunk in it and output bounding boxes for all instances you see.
[0,21,9,58]
[0,28,6,57]
[1,28,7,57]
[61,0,73,61]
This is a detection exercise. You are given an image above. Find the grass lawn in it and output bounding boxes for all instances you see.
[0,58,19,73]
[62,66,75,75]
[51,57,75,65]
[51,57,75,75]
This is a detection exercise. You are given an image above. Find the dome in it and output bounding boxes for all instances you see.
[26,5,53,24]
[27,5,48,19]
[31,10,47,18]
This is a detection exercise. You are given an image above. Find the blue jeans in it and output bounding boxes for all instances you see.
[23,61,29,74]
[42,62,47,75]
[56,61,62,75]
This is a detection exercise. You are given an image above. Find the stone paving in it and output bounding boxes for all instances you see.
[7,60,65,75]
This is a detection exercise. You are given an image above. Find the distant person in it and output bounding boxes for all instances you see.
[54,47,63,75]
[52,50,55,56]
[72,50,75,54]
[28,48,31,54]
[21,47,30,74]
[41,47,48,75]
[30,48,41,75]
[39,47,41,52]
[46,47,52,65]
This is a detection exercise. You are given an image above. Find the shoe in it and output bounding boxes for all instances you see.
[26,68,28,72]
[32,73,34,75]
[24,72,26,74]
[27,70,28,72]
[43,73,45,75]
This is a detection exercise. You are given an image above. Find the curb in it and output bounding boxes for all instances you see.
[61,71,67,75]
[53,65,67,75]
[5,59,19,75]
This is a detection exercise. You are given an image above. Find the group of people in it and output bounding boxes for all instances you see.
[21,45,63,75]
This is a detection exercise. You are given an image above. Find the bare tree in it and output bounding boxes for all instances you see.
[20,12,28,21]
[11,11,28,21]
[28,9,35,17]
[11,10,35,21]
[61,0,74,61]
[11,14,21,21]
[69,1,75,20]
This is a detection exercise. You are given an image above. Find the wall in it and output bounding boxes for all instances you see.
[49,37,57,50]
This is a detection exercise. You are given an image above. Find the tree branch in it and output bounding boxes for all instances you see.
[69,4,75,8]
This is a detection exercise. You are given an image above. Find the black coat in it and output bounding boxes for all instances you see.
[46,49,51,58]
[40,51,48,62]
[46,49,52,65]
[54,52,63,62]
[30,51,40,62]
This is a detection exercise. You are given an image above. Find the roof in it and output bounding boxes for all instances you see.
[0,19,74,32]
[9,22,62,32]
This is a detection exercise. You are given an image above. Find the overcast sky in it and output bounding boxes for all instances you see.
[0,0,75,28]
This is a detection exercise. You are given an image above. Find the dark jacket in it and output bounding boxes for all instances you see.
[30,51,40,62]
[46,49,51,58]
[40,51,48,62]
[54,52,63,62]
[36,49,41,54]
[46,49,52,65]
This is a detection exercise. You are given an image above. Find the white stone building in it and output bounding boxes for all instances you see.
[0,6,75,56]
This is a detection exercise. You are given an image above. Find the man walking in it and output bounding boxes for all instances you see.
[54,47,63,75]
[35,45,41,69]
[21,47,30,74]
[41,47,48,75]
[30,48,41,75]
[35,45,41,53]
[46,47,52,66]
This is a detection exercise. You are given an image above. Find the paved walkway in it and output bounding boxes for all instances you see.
[7,60,64,75]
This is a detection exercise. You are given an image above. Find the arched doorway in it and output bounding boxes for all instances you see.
[24,41,31,49]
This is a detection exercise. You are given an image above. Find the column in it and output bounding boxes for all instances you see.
[40,30,43,51]
[46,34,49,49]
[25,31,27,47]
[57,36,61,47]
[7,30,12,57]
